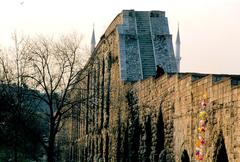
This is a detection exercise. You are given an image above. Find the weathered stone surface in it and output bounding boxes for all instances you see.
[117,10,177,81]
[58,10,240,162]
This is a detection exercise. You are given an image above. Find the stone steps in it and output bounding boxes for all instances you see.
[135,12,156,79]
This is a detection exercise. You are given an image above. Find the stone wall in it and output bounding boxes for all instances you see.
[58,10,240,162]
[65,71,240,162]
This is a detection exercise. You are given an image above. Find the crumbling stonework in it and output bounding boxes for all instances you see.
[58,10,240,162]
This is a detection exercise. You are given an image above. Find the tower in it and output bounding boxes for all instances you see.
[118,10,178,81]
[175,24,181,72]
[91,25,96,54]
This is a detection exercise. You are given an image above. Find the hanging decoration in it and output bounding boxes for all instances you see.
[195,94,208,161]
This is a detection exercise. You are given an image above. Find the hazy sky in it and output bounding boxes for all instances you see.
[0,0,240,74]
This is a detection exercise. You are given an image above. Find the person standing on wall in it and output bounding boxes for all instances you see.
[155,65,165,79]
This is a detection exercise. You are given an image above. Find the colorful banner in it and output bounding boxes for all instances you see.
[195,94,208,161]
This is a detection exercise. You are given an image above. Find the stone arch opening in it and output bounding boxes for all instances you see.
[91,139,95,162]
[80,146,84,162]
[155,105,165,161]
[214,132,228,162]
[105,53,112,128]
[100,58,105,129]
[123,125,129,162]
[125,89,140,162]
[145,115,152,162]
[181,149,190,162]
[105,133,109,162]
[116,111,122,162]
[100,136,103,159]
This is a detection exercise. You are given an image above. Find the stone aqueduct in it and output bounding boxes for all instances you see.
[58,10,240,162]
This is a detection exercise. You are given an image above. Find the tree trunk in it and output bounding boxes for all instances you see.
[14,119,18,162]
[48,133,55,162]
[48,119,56,162]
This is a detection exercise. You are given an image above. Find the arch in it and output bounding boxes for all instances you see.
[181,149,190,162]
[100,58,105,129]
[91,139,95,162]
[123,125,129,162]
[155,105,165,161]
[214,132,228,162]
[100,135,103,159]
[105,133,109,162]
[125,89,140,162]
[145,115,152,162]
[116,111,122,162]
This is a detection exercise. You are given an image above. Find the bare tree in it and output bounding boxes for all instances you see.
[0,32,88,162]
[22,33,87,162]
[0,32,47,162]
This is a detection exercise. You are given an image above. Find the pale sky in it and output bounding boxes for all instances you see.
[0,0,240,74]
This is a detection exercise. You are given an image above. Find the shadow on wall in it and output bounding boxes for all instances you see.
[214,131,229,162]
[123,89,140,162]
[155,105,165,161]
[181,150,190,162]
